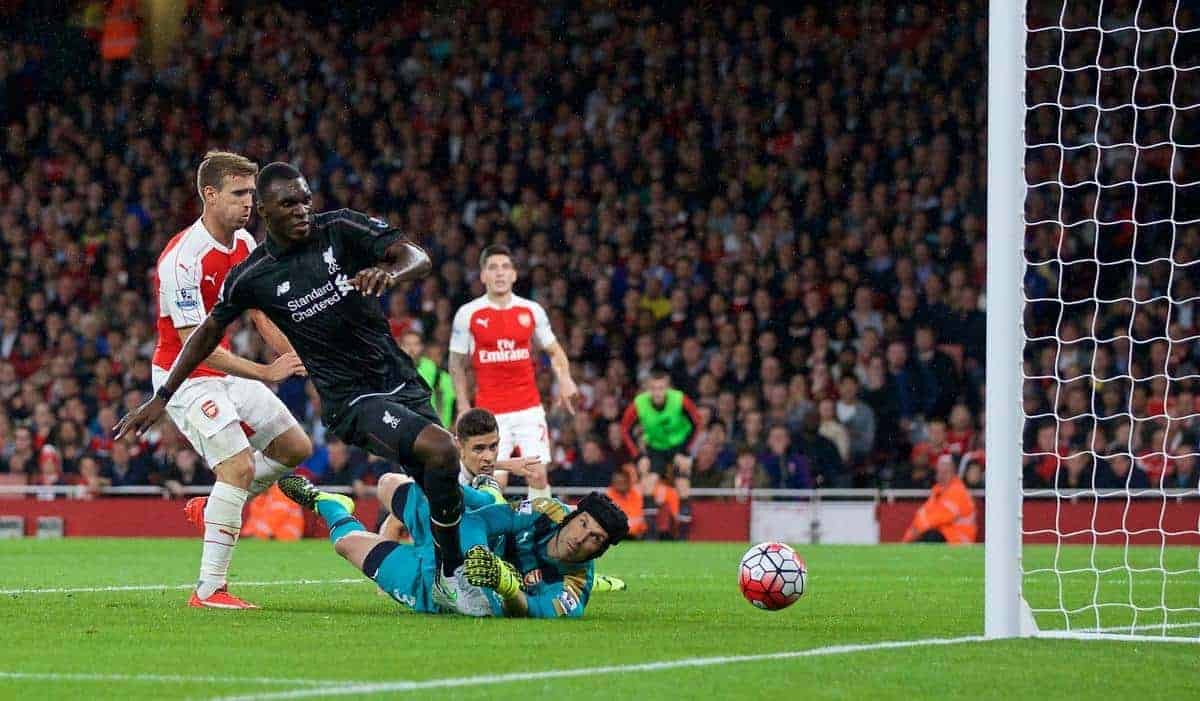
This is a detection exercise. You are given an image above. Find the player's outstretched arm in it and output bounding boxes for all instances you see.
[497,456,547,490]
[352,240,432,297]
[249,309,301,359]
[114,315,231,440]
[543,341,579,415]
[175,324,304,383]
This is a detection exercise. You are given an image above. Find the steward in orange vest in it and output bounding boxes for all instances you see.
[605,465,647,539]
[903,455,977,544]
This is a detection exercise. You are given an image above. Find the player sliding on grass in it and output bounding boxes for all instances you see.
[117,162,473,607]
[278,472,628,617]
[446,408,627,593]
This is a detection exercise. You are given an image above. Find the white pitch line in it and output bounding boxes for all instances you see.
[0,578,367,596]
[0,672,349,686]
[1093,621,1200,634]
[213,636,988,701]
[1036,628,1200,638]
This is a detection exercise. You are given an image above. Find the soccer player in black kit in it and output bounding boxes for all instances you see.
[117,162,472,606]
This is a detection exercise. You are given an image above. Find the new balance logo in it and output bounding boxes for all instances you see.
[335,274,355,295]
[324,246,340,274]
[475,317,489,328]
[382,411,401,429]
[276,281,291,296]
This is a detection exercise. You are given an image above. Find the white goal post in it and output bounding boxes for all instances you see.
[985,0,1029,641]
[987,0,1200,641]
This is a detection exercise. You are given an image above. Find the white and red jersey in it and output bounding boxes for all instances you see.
[450,294,556,415]
[152,218,256,379]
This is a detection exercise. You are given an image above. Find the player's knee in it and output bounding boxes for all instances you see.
[421,433,460,473]
[377,472,413,502]
[379,472,413,490]
[675,477,691,499]
[268,429,313,467]
[214,449,255,489]
[333,534,354,557]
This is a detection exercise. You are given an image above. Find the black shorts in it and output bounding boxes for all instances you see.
[647,447,679,476]
[329,382,441,480]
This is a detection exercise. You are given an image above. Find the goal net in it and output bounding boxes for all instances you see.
[1013,0,1200,640]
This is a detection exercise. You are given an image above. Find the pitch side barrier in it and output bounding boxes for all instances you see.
[2,486,1196,546]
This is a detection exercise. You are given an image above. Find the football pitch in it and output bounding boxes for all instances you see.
[0,539,1196,700]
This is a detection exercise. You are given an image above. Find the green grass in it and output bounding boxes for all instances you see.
[0,539,1196,700]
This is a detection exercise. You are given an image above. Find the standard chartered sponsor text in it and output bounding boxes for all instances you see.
[287,280,344,321]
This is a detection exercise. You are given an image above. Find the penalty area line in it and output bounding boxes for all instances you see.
[0,578,368,596]
[213,635,988,701]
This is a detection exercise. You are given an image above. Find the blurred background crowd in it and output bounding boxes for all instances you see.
[0,1,1194,511]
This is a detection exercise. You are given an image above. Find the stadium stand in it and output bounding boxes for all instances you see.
[0,2,1010,500]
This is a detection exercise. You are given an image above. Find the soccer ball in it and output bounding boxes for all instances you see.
[738,541,806,611]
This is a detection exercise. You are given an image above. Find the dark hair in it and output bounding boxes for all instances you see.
[479,244,513,270]
[255,161,303,197]
[707,419,728,432]
[455,408,499,440]
[649,365,670,381]
[562,492,629,559]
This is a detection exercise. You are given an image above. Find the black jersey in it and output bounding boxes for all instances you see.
[210,209,427,425]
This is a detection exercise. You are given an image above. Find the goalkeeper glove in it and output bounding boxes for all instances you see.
[464,545,521,599]
[469,473,506,505]
[593,574,627,592]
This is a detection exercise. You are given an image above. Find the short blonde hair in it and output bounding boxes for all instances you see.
[196,150,259,197]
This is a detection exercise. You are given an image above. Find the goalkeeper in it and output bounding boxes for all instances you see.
[278,473,628,617]
[443,407,627,594]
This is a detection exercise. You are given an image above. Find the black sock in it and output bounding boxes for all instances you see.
[432,521,463,576]
[424,464,465,575]
[678,498,692,541]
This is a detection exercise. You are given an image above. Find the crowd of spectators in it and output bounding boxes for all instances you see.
[3,2,1188,501]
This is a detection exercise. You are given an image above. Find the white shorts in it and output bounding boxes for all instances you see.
[152,368,299,468]
[495,405,551,463]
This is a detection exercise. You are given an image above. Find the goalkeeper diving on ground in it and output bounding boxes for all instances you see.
[442,408,627,593]
[372,407,626,593]
[279,472,628,617]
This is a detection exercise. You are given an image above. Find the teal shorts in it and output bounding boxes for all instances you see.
[364,482,438,613]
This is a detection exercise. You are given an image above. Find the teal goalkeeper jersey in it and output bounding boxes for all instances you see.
[460,498,595,618]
